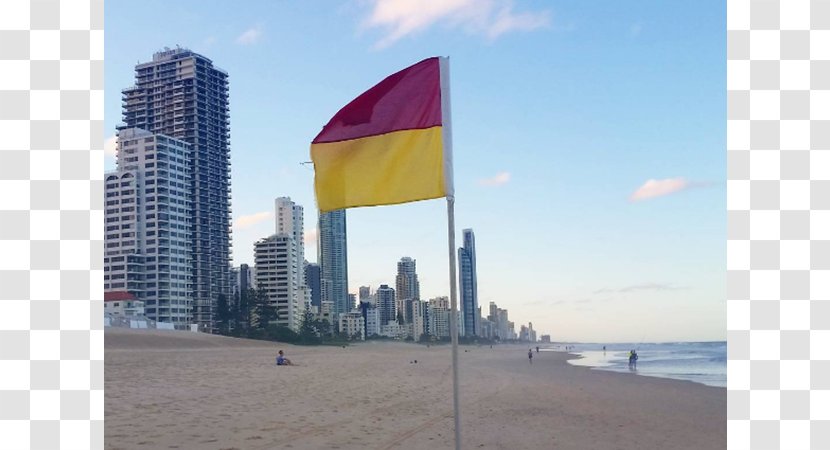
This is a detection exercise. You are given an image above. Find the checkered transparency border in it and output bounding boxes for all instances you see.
[727,0,830,449]
[0,0,103,449]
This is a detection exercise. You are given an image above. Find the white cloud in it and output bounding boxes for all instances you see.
[629,177,690,202]
[104,135,117,157]
[478,171,511,187]
[594,283,685,294]
[236,26,263,45]
[485,5,551,40]
[362,0,550,49]
[234,211,272,230]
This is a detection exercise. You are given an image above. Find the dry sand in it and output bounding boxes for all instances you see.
[105,329,725,450]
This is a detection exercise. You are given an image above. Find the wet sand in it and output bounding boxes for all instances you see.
[105,328,725,449]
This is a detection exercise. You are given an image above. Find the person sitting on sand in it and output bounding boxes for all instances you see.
[276,350,294,366]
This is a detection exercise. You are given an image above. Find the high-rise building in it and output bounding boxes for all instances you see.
[318,210,349,316]
[412,300,428,340]
[304,263,321,308]
[275,197,307,312]
[254,234,300,331]
[238,264,252,296]
[359,286,372,304]
[497,308,509,340]
[364,306,381,337]
[275,197,304,281]
[121,47,231,332]
[428,296,451,339]
[104,128,192,326]
[458,228,479,337]
[375,284,396,326]
[395,257,420,323]
[520,325,529,341]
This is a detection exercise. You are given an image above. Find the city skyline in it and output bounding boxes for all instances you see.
[105,1,725,342]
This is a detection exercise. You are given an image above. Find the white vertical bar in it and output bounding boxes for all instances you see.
[439,56,454,196]
[441,55,462,450]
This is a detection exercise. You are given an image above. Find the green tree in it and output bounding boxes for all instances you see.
[250,287,277,330]
[216,294,230,335]
[298,308,322,344]
[396,311,405,326]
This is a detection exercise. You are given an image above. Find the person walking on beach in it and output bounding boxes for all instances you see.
[628,349,638,369]
[528,349,533,364]
[276,350,294,366]
[536,346,539,353]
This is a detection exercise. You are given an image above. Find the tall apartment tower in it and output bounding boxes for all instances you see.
[395,257,420,323]
[318,210,349,316]
[104,128,192,325]
[254,235,300,331]
[275,197,306,310]
[121,47,231,332]
[238,264,252,296]
[275,197,304,280]
[304,263,321,309]
[375,284,396,327]
[458,228,479,337]
[358,286,372,304]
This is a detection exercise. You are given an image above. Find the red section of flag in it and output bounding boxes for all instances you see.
[312,57,442,144]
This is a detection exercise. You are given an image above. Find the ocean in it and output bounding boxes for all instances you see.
[552,341,726,388]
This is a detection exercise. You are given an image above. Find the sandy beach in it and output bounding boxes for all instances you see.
[105,329,725,450]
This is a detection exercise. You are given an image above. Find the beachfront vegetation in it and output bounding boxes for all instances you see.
[217,287,353,346]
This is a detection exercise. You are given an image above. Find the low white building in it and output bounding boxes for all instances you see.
[339,311,365,340]
[380,322,411,339]
[104,291,145,317]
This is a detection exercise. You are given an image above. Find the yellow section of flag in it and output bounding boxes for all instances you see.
[311,126,446,212]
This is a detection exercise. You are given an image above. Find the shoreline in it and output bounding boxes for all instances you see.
[105,329,725,449]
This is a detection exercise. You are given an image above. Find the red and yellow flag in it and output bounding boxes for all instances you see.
[311,57,453,212]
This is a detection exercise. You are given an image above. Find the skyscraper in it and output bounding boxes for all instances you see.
[458,228,478,337]
[275,197,306,311]
[358,286,372,304]
[318,210,349,315]
[121,47,231,332]
[104,128,192,325]
[395,257,420,323]
[304,263,321,309]
[275,197,304,279]
[375,284,396,327]
[238,264,251,297]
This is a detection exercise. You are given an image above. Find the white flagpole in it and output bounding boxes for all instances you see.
[439,56,462,450]
[447,196,462,450]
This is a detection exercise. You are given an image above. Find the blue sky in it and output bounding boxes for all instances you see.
[105,0,725,342]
